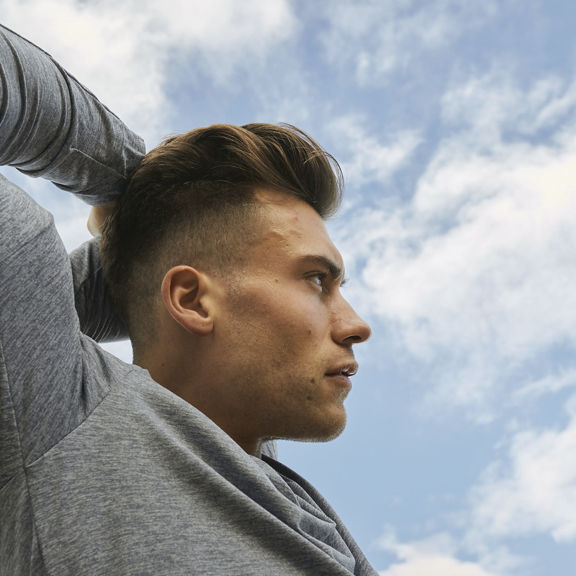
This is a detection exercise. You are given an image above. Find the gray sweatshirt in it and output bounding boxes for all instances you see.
[0,24,377,576]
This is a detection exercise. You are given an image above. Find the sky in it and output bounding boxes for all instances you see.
[1,0,576,574]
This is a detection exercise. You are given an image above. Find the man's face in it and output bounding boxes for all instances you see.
[210,189,371,452]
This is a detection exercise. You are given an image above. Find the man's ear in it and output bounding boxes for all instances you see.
[161,266,214,336]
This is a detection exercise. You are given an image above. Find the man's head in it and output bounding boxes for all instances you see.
[101,123,342,351]
[100,123,371,453]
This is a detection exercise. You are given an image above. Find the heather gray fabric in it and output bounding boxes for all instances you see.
[70,238,128,342]
[0,25,143,203]
[0,24,377,575]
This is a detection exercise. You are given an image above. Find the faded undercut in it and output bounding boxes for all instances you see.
[100,123,343,351]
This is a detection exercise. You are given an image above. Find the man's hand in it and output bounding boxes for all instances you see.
[87,201,117,237]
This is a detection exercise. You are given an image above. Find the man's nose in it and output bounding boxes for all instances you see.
[333,296,371,345]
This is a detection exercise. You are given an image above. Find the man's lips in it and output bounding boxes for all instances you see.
[325,362,358,378]
[325,364,356,398]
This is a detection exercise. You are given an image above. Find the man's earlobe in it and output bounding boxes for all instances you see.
[161,266,214,335]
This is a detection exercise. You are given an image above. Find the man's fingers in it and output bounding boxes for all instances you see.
[87,201,117,237]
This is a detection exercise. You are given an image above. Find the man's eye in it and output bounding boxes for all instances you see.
[309,273,327,288]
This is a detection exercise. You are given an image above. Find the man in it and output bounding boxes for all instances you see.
[0,24,375,576]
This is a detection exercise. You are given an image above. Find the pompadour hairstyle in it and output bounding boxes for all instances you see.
[100,123,343,350]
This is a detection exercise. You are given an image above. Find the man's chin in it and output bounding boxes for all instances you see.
[285,416,347,444]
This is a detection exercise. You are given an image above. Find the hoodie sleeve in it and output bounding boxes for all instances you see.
[0,23,145,204]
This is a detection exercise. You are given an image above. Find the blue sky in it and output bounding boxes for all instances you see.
[2,1,576,573]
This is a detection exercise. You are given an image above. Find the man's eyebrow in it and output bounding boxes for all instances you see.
[299,255,348,285]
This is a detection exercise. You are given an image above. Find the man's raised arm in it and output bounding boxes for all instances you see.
[0,23,144,202]
[0,24,145,342]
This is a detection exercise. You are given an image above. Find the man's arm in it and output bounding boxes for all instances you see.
[69,238,128,342]
[0,24,144,202]
[0,23,144,478]
[1,23,144,343]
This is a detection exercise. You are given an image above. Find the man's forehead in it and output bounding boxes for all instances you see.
[253,188,331,232]
[252,189,345,269]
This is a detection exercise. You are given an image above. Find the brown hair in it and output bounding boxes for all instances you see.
[100,123,343,350]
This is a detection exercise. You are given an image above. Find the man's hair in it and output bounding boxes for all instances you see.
[100,123,343,351]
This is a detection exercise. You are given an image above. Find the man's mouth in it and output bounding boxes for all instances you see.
[325,363,358,378]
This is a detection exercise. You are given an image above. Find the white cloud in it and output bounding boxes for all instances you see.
[335,70,576,415]
[377,529,498,576]
[319,0,499,84]
[469,400,576,543]
[394,142,576,359]
[373,395,576,575]
[0,0,296,143]
[328,115,421,189]
[442,72,576,140]
[380,556,495,576]
[513,368,576,404]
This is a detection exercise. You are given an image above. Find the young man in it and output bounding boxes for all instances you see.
[0,24,375,576]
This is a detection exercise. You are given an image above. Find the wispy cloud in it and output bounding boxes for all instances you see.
[468,397,576,543]
[318,0,499,85]
[442,72,576,140]
[513,368,576,403]
[1,0,298,252]
[1,0,296,143]
[327,115,421,191]
[373,411,576,576]
[377,529,500,576]
[336,69,576,418]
